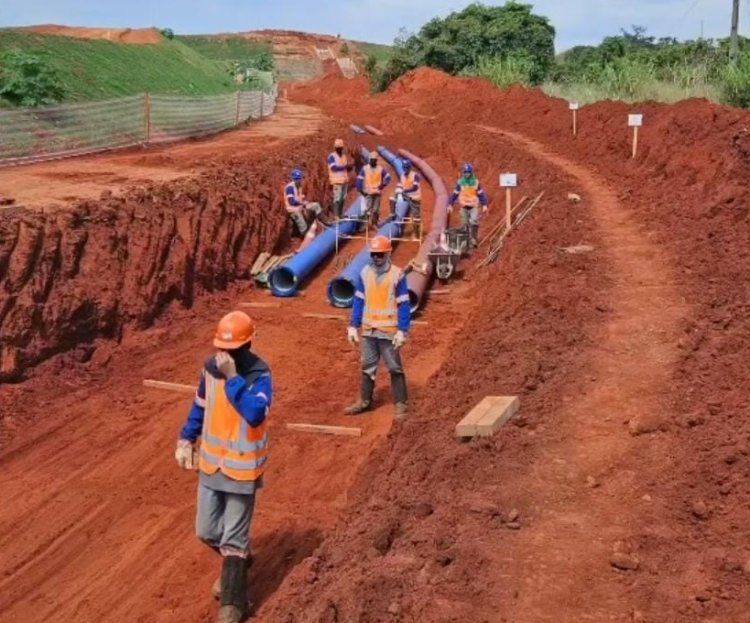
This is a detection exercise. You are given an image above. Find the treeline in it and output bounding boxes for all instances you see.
[368,1,750,107]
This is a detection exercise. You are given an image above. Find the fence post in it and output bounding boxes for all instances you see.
[144,93,152,143]
[235,91,241,125]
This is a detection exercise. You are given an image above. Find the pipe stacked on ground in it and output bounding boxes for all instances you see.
[364,125,384,136]
[398,149,449,312]
[326,146,408,308]
[350,124,366,134]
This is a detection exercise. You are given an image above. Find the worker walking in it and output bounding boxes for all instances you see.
[175,311,272,623]
[285,168,324,237]
[389,158,422,239]
[328,138,353,220]
[447,163,489,248]
[345,235,410,420]
[356,152,391,228]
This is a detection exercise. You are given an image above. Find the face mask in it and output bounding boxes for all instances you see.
[336,148,344,155]
[369,160,377,168]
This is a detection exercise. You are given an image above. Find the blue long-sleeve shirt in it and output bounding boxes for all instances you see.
[327,152,348,172]
[356,166,392,194]
[180,370,273,442]
[284,181,304,208]
[351,265,411,333]
[448,179,489,206]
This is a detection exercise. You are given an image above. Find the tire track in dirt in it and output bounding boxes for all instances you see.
[475,124,689,620]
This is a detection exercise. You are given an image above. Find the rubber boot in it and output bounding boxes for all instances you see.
[213,554,253,599]
[217,555,249,623]
[470,224,479,249]
[345,374,375,415]
[391,373,409,421]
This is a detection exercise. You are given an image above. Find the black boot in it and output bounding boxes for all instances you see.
[217,555,249,623]
[391,373,409,420]
[470,224,479,248]
[345,374,375,415]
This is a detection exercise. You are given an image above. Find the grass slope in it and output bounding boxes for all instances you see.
[353,41,394,65]
[177,35,271,62]
[0,29,244,102]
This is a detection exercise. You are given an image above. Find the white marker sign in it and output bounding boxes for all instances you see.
[569,101,580,111]
[500,173,518,188]
[628,114,643,127]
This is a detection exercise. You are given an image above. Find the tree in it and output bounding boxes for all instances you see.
[0,49,64,107]
[160,28,175,40]
[374,2,555,91]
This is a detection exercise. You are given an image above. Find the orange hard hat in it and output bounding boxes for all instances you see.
[214,311,256,349]
[334,138,345,148]
[370,235,393,253]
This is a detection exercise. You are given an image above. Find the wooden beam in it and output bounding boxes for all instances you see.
[240,301,282,309]
[429,289,451,296]
[302,312,347,320]
[143,379,196,395]
[286,423,363,437]
[455,396,520,438]
[251,252,272,275]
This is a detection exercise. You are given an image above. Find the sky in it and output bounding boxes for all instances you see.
[2,0,747,51]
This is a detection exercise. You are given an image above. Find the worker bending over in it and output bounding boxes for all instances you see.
[176,311,272,623]
[389,158,422,238]
[346,235,410,420]
[356,152,391,228]
[447,163,489,248]
[328,138,353,220]
[285,168,324,236]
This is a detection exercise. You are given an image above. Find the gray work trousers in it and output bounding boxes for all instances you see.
[287,202,322,236]
[361,334,403,379]
[460,206,480,227]
[332,183,348,219]
[362,194,382,225]
[196,482,256,557]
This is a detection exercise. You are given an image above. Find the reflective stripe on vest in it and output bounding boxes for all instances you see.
[458,180,480,208]
[361,264,400,334]
[401,172,421,201]
[284,182,304,211]
[329,152,348,185]
[199,373,269,481]
[363,165,384,195]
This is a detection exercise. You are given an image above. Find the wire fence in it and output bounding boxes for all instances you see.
[0,86,278,167]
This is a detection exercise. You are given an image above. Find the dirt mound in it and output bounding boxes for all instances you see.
[17,24,163,44]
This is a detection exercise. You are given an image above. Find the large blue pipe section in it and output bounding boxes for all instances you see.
[326,145,408,308]
[268,146,373,297]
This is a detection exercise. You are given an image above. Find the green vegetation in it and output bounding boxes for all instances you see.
[0,49,65,106]
[0,29,269,106]
[176,35,274,71]
[353,41,394,66]
[374,2,750,107]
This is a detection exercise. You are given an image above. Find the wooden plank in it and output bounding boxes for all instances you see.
[240,301,282,309]
[251,252,272,275]
[412,320,429,326]
[429,289,451,296]
[143,379,196,395]
[455,396,519,438]
[286,423,363,437]
[302,313,347,320]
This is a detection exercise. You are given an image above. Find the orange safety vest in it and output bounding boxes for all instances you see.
[458,179,480,208]
[400,171,421,201]
[361,264,401,334]
[284,181,304,211]
[363,165,385,195]
[329,152,348,185]
[199,373,269,482]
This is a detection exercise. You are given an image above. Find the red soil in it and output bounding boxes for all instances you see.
[16,24,164,44]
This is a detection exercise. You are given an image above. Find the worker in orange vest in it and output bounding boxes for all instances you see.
[389,158,422,238]
[447,162,489,248]
[345,235,411,419]
[285,168,324,236]
[356,152,392,228]
[176,311,272,623]
[328,138,353,220]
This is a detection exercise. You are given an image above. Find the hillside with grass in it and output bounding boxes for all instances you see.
[0,29,260,105]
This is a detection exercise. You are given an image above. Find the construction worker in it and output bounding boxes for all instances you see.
[175,310,272,623]
[389,158,422,238]
[356,152,391,228]
[345,235,410,420]
[285,168,324,236]
[447,163,489,248]
[328,138,353,220]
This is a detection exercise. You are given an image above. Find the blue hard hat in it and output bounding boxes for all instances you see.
[463,162,474,174]
[291,168,304,181]
[402,158,412,170]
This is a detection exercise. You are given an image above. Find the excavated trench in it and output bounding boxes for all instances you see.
[0,142,331,383]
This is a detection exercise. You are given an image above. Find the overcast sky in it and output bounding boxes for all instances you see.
[2,0,747,50]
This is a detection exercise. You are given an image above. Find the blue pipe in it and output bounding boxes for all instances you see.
[269,198,364,297]
[326,146,408,308]
[350,124,366,134]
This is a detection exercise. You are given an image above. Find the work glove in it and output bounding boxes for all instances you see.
[447,205,453,214]
[482,205,489,214]
[347,326,360,346]
[175,439,198,470]
[392,330,407,350]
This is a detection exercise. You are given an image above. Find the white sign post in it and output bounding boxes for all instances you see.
[569,101,580,136]
[499,173,518,230]
[628,114,643,159]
